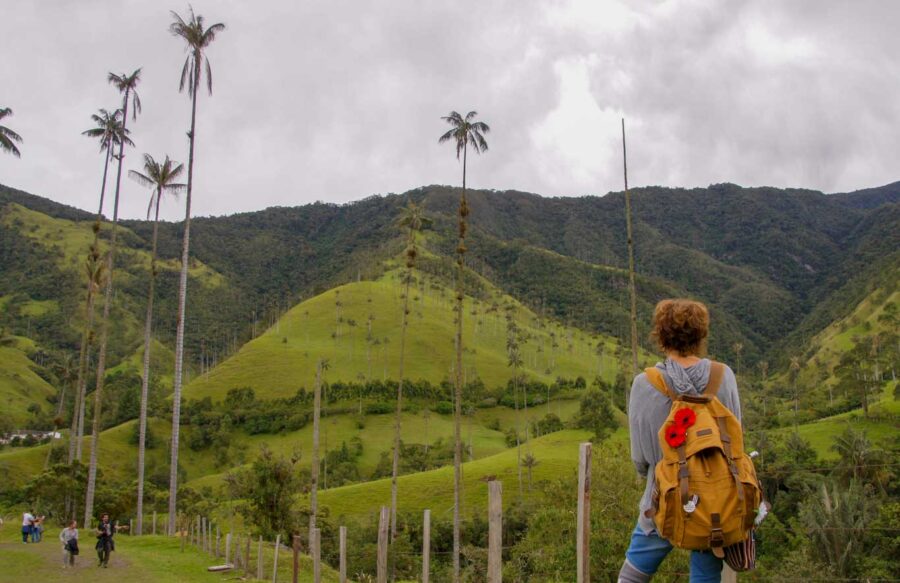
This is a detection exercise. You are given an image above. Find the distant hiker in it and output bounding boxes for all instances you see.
[21,509,35,543]
[60,519,79,568]
[32,515,45,542]
[618,299,762,583]
[95,513,116,568]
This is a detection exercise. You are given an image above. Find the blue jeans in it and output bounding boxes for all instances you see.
[625,524,723,583]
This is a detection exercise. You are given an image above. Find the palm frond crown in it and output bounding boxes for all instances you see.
[438,110,490,159]
[128,154,187,218]
[0,107,23,157]
[107,69,143,119]
[170,7,226,96]
[82,108,133,152]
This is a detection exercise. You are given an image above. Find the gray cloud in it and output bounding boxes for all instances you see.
[1,0,897,220]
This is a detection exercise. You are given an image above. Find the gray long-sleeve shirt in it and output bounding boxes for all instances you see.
[629,358,742,534]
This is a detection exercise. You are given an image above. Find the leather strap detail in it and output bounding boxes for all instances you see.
[705,361,725,398]
[677,445,690,506]
[717,416,745,504]
[644,367,677,400]
[710,513,725,557]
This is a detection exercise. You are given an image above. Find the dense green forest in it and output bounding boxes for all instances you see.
[1,180,897,581]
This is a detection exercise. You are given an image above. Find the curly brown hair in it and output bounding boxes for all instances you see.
[651,299,709,356]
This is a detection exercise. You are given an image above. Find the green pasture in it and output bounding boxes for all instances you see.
[184,274,628,402]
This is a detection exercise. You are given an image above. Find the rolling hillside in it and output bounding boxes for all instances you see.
[185,269,631,402]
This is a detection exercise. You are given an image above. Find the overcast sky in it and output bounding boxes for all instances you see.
[1,0,898,220]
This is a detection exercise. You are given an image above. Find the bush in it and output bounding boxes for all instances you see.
[434,401,454,415]
[365,402,392,415]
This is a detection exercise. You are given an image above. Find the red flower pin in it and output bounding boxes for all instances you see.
[665,423,686,448]
[674,408,697,429]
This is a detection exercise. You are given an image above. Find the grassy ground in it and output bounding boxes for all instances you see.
[0,340,58,425]
[184,273,629,402]
[780,380,898,460]
[0,397,584,491]
[1,203,223,286]
[791,285,897,390]
[0,525,335,582]
[314,428,598,523]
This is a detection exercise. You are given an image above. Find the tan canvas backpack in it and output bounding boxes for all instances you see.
[645,362,763,557]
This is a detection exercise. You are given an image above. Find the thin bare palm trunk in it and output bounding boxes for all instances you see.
[452,143,468,583]
[390,252,414,542]
[69,148,112,466]
[622,119,639,411]
[84,92,131,526]
[136,192,161,535]
[514,373,522,498]
[168,62,199,535]
[310,362,323,533]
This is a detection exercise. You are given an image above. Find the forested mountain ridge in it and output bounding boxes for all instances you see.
[1,179,897,390]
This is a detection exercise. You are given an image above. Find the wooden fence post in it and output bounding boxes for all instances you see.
[422,509,431,583]
[152,511,157,535]
[376,506,389,583]
[180,517,186,553]
[257,535,264,580]
[207,520,211,553]
[225,532,232,565]
[577,442,592,583]
[339,526,347,583]
[272,534,281,583]
[292,533,300,583]
[488,481,502,583]
[312,527,321,583]
[246,533,252,576]
[130,518,134,536]
[216,525,220,558]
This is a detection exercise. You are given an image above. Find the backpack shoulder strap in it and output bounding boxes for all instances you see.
[644,367,676,400]
[705,361,726,398]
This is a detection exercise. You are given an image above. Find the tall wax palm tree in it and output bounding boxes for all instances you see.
[789,356,801,424]
[167,8,225,535]
[505,304,524,498]
[389,201,429,542]
[129,154,185,535]
[438,110,489,582]
[310,359,329,535]
[0,108,23,157]
[84,68,142,526]
[69,108,131,465]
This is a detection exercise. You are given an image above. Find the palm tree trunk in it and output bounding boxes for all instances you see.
[136,192,161,536]
[622,119,639,412]
[390,254,413,541]
[168,63,200,536]
[452,142,468,583]
[514,373,522,498]
[69,147,112,465]
[84,91,131,527]
[310,361,323,533]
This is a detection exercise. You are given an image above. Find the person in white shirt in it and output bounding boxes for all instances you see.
[21,510,35,543]
[60,520,79,568]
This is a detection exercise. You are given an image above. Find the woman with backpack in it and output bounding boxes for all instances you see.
[60,519,79,568]
[617,299,759,583]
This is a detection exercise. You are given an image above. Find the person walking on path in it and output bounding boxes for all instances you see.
[95,513,116,568]
[60,519,79,568]
[32,515,45,542]
[617,299,743,583]
[21,509,35,543]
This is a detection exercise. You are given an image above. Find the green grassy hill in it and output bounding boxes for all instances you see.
[184,270,631,402]
[0,396,585,492]
[0,337,57,426]
[795,286,898,389]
